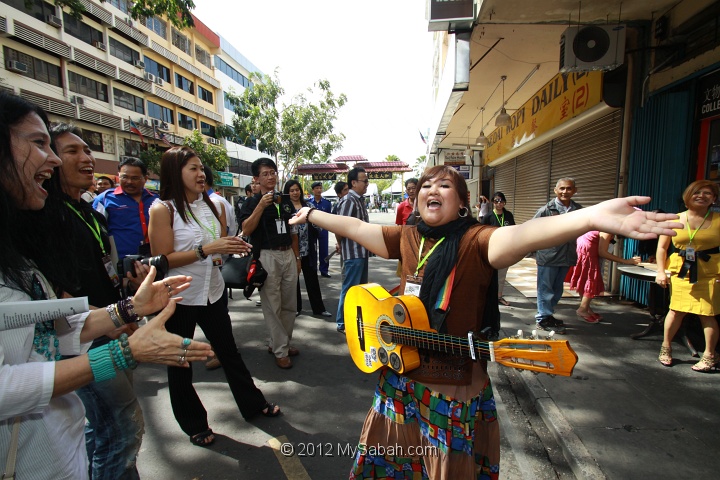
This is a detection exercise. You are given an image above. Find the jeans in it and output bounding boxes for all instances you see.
[535,265,570,322]
[317,229,329,275]
[336,257,368,328]
[76,369,143,480]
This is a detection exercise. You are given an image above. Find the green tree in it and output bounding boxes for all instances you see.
[48,1,196,28]
[225,71,347,182]
[412,155,427,177]
[384,154,400,162]
[139,130,229,178]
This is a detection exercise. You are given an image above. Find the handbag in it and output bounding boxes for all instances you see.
[221,253,253,289]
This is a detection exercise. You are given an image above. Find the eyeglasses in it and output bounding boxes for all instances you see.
[119,175,144,182]
[357,179,369,184]
[493,199,505,203]
[259,171,277,178]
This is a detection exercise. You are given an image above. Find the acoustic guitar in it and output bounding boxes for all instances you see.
[344,284,578,377]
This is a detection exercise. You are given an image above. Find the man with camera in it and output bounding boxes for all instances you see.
[93,156,158,260]
[238,158,300,369]
[48,123,146,479]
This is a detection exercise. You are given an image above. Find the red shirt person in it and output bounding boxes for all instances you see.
[394,178,418,225]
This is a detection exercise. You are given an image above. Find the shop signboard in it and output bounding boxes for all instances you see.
[217,171,234,187]
[698,69,720,120]
[451,165,471,179]
[367,171,393,180]
[312,173,337,181]
[484,71,603,163]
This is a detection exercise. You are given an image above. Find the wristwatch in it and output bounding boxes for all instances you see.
[295,256,301,260]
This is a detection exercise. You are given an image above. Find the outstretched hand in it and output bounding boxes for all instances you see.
[131,266,192,317]
[127,299,214,367]
[289,206,312,226]
[589,196,681,239]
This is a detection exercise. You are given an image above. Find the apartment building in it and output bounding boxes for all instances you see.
[0,0,230,181]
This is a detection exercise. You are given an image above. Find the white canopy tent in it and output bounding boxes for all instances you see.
[382,178,403,195]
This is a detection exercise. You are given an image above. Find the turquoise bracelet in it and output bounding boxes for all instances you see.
[109,340,128,370]
[88,345,117,383]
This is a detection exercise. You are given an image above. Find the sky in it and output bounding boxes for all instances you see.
[191,0,434,165]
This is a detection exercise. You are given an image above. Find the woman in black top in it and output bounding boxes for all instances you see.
[481,192,516,305]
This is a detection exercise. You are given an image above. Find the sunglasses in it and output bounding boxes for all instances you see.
[493,199,505,203]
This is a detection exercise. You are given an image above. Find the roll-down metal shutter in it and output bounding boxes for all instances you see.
[513,143,551,223]
[549,110,622,206]
[492,159,516,213]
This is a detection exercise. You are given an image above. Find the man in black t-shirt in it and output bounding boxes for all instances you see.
[238,158,300,369]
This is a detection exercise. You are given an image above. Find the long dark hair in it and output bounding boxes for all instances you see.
[159,146,219,223]
[0,92,70,296]
[283,179,305,209]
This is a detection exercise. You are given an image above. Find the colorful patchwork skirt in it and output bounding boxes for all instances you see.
[349,369,500,479]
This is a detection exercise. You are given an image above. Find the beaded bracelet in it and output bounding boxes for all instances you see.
[119,333,138,370]
[106,304,123,328]
[108,339,128,370]
[88,346,117,383]
[195,244,207,260]
[116,298,139,324]
[306,206,318,227]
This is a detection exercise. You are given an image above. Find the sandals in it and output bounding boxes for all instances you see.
[658,346,673,367]
[261,402,282,417]
[190,429,215,447]
[498,297,510,306]
[691,353,719,373]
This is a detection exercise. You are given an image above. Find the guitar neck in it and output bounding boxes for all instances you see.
[387,325,490,361]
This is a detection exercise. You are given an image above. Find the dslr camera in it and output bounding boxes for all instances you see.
[119,254,169,281]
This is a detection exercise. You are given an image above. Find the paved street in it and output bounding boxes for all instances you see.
[135,212,720,479]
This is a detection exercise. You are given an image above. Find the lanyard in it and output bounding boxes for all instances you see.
[414,236,445,277]
[686,210,710,244]
[275,203,281,218]
[65,202,106,255]
[190,206,218,241]
[493,211,505,226]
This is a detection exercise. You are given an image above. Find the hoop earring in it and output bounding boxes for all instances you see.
[458,207,469,218]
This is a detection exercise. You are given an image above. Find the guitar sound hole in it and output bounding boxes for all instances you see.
[379,322,393,344]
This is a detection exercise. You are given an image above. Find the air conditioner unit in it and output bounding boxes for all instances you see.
[160,122,169,130]
[133,60,145,69]
[46,14,62,28]
[144,72,156,83]
[559,25,626,73]
[154,77,164,87]
[71,96,85,106]
[94,41,107,52]
[141,118,151,127]
[151,118,163,127]
[6,60,28,74]
[207,137,220,145]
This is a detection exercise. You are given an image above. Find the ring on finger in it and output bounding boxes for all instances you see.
[183,348,188,357]
[182,337,191,347]
[178,355,186,364]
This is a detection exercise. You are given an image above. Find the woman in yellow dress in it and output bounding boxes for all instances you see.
[656,179,720,372]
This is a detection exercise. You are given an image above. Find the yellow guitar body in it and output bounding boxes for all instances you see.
[344,284,578,377]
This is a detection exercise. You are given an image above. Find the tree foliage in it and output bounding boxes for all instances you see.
[48,0,196,28]
[413,155,427,177]
[384,154,400,162]
[225,71,347,180]
[139,130,229,177]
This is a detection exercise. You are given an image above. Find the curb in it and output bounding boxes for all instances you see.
[501,329,607,480]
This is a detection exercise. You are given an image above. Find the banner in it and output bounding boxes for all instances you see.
[367,171,393,180]
[484,71,603,163]
[312,173,337,181]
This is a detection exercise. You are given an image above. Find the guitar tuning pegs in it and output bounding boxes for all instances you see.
[532,371,539,375]
[531,329,537,339]
[517,329,523,338]
[548,331,555,339]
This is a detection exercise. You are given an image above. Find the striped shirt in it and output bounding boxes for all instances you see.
[336,189,370,260]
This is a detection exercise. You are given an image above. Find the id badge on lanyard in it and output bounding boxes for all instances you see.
[685,246,696,262]
[275,218,287,234]
[103,254,121,287]
[404,275,422,296]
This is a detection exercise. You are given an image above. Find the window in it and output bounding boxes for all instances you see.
[144,58,171,82]
[114,88,144,114]
[198,86,213,104]
[175,73,194,94]
[1,0,56,21]
[223,92,237,111]
[178,113,196,130]
[215,57,252,88]
[148,101,174,124]
[144,16,167,38]
[106,0,130,14]
[201,122,216,138]
[109,38,140,65]
[195,45,211,68]
[3,47,61,87]
[171,28,191,55]
[63,12,104,46]
[124,138,143,157]
[82,129,104,152]
[68,71,108,102]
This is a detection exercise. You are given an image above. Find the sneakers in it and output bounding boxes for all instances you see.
[536,316,566,334]
[255,300,262,307]
[336,325,345,334]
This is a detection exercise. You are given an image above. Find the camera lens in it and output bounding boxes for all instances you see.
[142,255,169,281]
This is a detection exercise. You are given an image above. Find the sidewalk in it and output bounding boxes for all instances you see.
[496,280,720,478]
